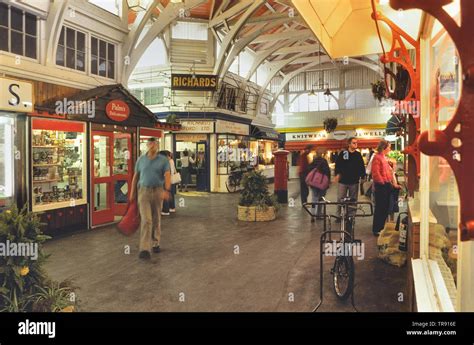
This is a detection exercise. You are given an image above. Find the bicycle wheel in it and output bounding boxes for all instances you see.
[332,255,354,300]
[226,176,237,193]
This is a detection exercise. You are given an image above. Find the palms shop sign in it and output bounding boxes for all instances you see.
[0,78,33,112]
[106,100,130,122]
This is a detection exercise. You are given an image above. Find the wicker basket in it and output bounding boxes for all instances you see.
[238,205,276,222]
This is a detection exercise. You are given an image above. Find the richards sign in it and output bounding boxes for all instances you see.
[171,74,218,91]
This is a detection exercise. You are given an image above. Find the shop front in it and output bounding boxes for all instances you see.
[0,77,32,211]
[249,125,281,180]
[33,84,161,233]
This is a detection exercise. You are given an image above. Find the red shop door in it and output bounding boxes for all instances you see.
[91,131,114,226]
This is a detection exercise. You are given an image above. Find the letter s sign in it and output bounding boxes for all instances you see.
[8,84,20,106]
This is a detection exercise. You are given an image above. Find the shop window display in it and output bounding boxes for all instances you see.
[32,119,87,212]
[217,134,251,175]
[427,23,461,306]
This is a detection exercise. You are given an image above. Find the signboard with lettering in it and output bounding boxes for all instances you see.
[286,128,387,141]
[179,120,214,133]
[215,120,249,136]
[105,100,130,122]
[0,77,33,112]
[171,74,218,91]
[176,134,208,142]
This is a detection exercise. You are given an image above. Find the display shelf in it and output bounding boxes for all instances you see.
[32,179,60,184]
[33,163,61,167]
[32,146,60,148]
[33,199,87,213]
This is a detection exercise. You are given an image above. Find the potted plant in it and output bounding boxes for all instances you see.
[323,117,338,133]
[0,206,78,312]
[166,113,179,125]
[371,80,387,102]
[238,170,279,222]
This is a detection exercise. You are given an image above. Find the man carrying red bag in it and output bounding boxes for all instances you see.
[130,137,171,260]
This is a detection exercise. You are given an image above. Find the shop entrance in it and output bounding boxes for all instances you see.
[175,134,209,192]
[91,130,133,226]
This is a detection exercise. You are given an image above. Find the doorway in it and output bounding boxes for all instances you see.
[175,135,210,192]
[91,130,133,226]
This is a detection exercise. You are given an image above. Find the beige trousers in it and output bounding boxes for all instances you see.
[138,187,163,252]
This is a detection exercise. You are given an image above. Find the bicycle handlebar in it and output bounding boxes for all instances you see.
[302,201,374,217]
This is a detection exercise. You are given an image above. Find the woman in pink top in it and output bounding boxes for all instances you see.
[371,140,400,235]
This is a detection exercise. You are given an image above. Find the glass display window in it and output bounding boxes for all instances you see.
[217,134,250,175]
[0,115,17,208]
[425,19,461,307]
[31,118,87,212]
[249,140,278,168]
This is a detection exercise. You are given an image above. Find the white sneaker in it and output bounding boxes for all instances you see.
[161,212,170,216]
[169,208,176,213]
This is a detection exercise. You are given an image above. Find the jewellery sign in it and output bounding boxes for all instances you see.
[171,74,218,91]
[0,77,33,112]
[215,120,249,136]
[179,120,214,133]
[106,100,130,122]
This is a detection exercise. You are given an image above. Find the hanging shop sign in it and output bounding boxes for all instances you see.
[176,134,207,142]
[105,100,130,122]
[0,77,33,112]
[179,120,214,133]
[286,128,387,142]
[171,74,218,91]
[215,120,249,136]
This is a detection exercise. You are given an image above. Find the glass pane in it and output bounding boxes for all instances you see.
[0,117,15,208]
[94,183,109,211]
[77,31,85,52]
[91,54,98,75]
[428,26,460,307]
[11,7,22,31]
[76,51,85,71]
[59,27,65,46]
[107,43,115,61]
[99,40,106,58]
[25,12,36,36]
[66,27,75,48]
[107,61,114,79]
[66,47,75,69]
[93,135,110,177]
[113,135,130,175]
[56,45,65,66]
[31,126,85,209]
[25,35,36,59]
[11,31,23,55]
[0,4,8,27]
[99,58,106,77]
[91,37,97,55]
[114,180,128,204]
[0,27,7,52]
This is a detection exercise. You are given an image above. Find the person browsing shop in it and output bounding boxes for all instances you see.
[334,137,366,217]
[130,137,171,260]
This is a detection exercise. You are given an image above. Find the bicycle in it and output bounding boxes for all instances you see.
[303,197,373,311]
[225,165,252,193]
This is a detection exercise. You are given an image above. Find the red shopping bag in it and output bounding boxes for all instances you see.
[117,201,140,236]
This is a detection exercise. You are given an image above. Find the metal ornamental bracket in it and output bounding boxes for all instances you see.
[371,3,421,194]
[391,0,474,241]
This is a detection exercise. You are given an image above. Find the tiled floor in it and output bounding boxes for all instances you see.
[43,180,408,312]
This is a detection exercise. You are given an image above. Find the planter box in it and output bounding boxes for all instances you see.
[238,205,276,222]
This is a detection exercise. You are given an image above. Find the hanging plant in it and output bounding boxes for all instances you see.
[323,117,338,133]
[165,113,179,124]
[371,80,387,102]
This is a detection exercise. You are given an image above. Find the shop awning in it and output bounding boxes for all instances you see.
[386,114,404,135]
[251,125,281,140]
[285,139,380,151]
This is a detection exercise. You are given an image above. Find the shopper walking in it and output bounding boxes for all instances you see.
[161,151,177,216]
[371,140,400,236]
[308,148,331,218]
[180,150,195,192]
[298,145,313,205]
[335,137,366,216]
[130,138,171,260]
